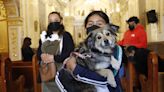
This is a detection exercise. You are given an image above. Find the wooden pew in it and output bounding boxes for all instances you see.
[11,54,41,92]
[12,61,33,90]
[32,54,41,92]
[148,41,164,92]
[139,52,158,92]
[148,41,164,59]
[122,51,158,92]
[0,53,9,92]
[122,61,139,92]
[0,53,25,92]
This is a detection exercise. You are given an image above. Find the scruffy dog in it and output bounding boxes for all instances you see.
[58,24,120,92]
[74,24,119,87]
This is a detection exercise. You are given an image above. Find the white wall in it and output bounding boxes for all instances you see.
[21,0,40,48]
[145,0,164,42]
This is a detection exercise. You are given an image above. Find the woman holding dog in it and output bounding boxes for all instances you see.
[56,11,123,92]
[37,11,75,92]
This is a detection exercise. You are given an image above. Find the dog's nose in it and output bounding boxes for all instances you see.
[104,39,109,45]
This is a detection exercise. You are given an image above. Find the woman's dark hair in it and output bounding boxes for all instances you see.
[46,11,65,38]
[84,11,110,27]
[22,37,31,48]
[48,11,63,20]
[126,46,138,53]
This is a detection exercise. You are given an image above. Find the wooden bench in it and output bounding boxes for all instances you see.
[148,41,164,92]
[122,61,140,92]
[11,54,41,92]
[122,51,158,92]
[0,53,25,92]
[139,52,158,92]
[148,41,164,59]
[121,41,164,92]
[12,61,34,91]
[32,54,41,92]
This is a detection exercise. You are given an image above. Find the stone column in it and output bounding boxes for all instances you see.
[7,17,23,61]
[4,0,23,61]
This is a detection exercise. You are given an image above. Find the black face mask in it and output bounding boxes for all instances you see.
[29,41,31,45]
[48,22,61,32]
[129,25,135,31]
[86,25,100,34]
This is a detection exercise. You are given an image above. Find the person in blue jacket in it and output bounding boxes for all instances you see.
[56,11,123,92]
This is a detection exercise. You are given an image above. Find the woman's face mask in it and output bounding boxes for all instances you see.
[48,22,61,31]
[86,25,100,34]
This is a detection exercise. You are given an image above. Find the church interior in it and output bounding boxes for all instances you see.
[0,0,164,92]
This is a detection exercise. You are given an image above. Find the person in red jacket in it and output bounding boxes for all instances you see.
[118,16,147,48]
[117,17,148,90]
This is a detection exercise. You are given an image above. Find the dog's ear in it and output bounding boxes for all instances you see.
[104,24,119,36]
[85,33,95,49]
[109,24,119,32]
[105,24,119,31]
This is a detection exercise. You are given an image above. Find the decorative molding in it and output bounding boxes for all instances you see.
[4,1,19,17]
[0,1,7,19]
[7,17,23,26]
[34,20,38,32]
[7,17,23,61]
[8,26,22,61]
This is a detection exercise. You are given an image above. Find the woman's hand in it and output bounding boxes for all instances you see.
[40,53,56,82]
[63,56,77,72]
[41,53,54,63]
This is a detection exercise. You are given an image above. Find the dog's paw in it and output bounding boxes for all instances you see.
[108,79,117,88]
[111,56,121,70]
[106,70,117,87]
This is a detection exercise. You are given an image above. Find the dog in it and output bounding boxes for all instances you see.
[73,24,119,87]
[40,31,60,55]
[58,24,120,92]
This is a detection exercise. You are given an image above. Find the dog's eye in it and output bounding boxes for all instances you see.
[106,32,111,36]
[97,36,102,39]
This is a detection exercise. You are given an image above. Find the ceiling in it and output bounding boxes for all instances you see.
[54,0,121,17]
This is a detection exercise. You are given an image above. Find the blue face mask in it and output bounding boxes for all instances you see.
[86,25,100,34]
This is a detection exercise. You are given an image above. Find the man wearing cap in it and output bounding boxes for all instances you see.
[117,16,147,91]
[118,16,147,48]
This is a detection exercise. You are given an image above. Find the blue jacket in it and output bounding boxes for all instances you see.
[56,45,123,92]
